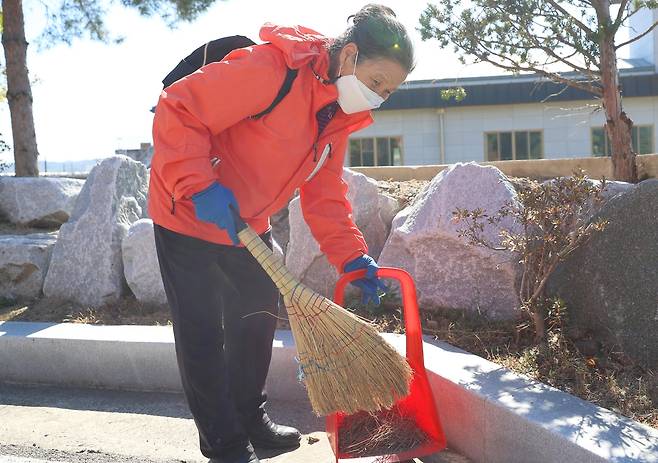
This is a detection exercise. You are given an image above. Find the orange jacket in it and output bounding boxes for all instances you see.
[148,24,373,270]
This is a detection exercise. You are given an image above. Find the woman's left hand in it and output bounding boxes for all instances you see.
[343,254,388,306]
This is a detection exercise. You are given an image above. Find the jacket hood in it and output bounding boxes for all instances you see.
[259,23,332,76]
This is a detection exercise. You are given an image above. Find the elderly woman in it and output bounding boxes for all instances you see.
[148,4,414,463]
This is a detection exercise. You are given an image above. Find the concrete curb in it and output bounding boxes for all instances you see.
[0,322,308,405]
[1,321,656,463]
[416,337,658,463]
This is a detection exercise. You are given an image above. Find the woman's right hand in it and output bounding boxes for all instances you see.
[191,181,241,245]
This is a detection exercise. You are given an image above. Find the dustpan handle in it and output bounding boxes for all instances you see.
[334,267,425,370]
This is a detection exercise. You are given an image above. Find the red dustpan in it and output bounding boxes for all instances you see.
[326,267,447,463]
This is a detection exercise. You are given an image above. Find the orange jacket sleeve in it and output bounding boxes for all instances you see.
[151,44,286,201]
[299,138,368,271]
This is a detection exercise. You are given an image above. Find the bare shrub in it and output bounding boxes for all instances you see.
[452,170,608,340]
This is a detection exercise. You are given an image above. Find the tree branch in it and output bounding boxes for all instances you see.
[540,84,571,103]
[616,20,658,49]
[73,0,104,40]
[545,0,596,36]
[542,25,601,67]
[505,14,597,75]
[613,0,630,30]
[477,34,583,69]
[553,34,600,68]
[474,41,604,96]
[526,12,600,67]
[624,3,646,22]
[522,26,600,79]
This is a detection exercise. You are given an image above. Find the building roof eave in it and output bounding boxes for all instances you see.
[378,71,658,111]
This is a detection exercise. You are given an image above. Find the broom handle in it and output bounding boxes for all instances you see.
[229,205,296,295]
[334,268,425,370]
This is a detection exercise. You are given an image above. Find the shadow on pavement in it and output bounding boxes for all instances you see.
[0,383,324,435]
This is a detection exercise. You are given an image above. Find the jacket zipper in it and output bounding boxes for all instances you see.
[306,143,332,182]
[311,106,328,175]
[169,156,221,215]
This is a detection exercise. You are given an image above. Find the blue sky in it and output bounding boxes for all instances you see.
[0,0,630,164]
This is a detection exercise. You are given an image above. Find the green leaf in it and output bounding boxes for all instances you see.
[440,86,467,102]
[35,0,221,49]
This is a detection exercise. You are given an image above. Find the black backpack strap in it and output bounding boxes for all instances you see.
[251,67,299,119]
[162,36,256,89]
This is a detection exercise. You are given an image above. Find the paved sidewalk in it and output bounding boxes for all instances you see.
[0,383,327,463]
[0,446,167,463]
[0,384,469,463]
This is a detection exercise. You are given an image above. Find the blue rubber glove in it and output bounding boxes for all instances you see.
[191,181,240,245]
[343,254,388,306]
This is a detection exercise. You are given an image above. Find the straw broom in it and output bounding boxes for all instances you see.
[231,209,412,416]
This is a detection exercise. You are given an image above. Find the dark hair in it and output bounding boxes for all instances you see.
[328,4,415,78]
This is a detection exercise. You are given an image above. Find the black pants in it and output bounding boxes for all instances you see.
[153,224,280,459]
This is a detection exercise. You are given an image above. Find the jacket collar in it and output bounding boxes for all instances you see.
[260,23,373,134]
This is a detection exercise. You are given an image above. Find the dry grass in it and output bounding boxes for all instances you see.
[0,295,172,326]
[0,220,58,236]
[420,304,658,430]
[488,328,657,429]
[338,409,430,457]
[377,179,429,208]
[325,288,658,430]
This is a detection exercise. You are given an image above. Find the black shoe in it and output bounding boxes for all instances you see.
[208,442,260,463]
[246,413,301,449]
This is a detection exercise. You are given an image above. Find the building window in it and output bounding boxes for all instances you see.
[349,137,403,167]
[485,131,543,161]
[592,125,654,156]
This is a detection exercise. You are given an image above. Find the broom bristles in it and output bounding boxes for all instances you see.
[238,227,412,416]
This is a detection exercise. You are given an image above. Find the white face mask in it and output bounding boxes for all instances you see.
[335,51,385,114]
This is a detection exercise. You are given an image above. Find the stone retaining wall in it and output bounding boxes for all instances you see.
[352,154,658,181]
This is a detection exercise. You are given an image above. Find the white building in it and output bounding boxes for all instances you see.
[349,9,658,167]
